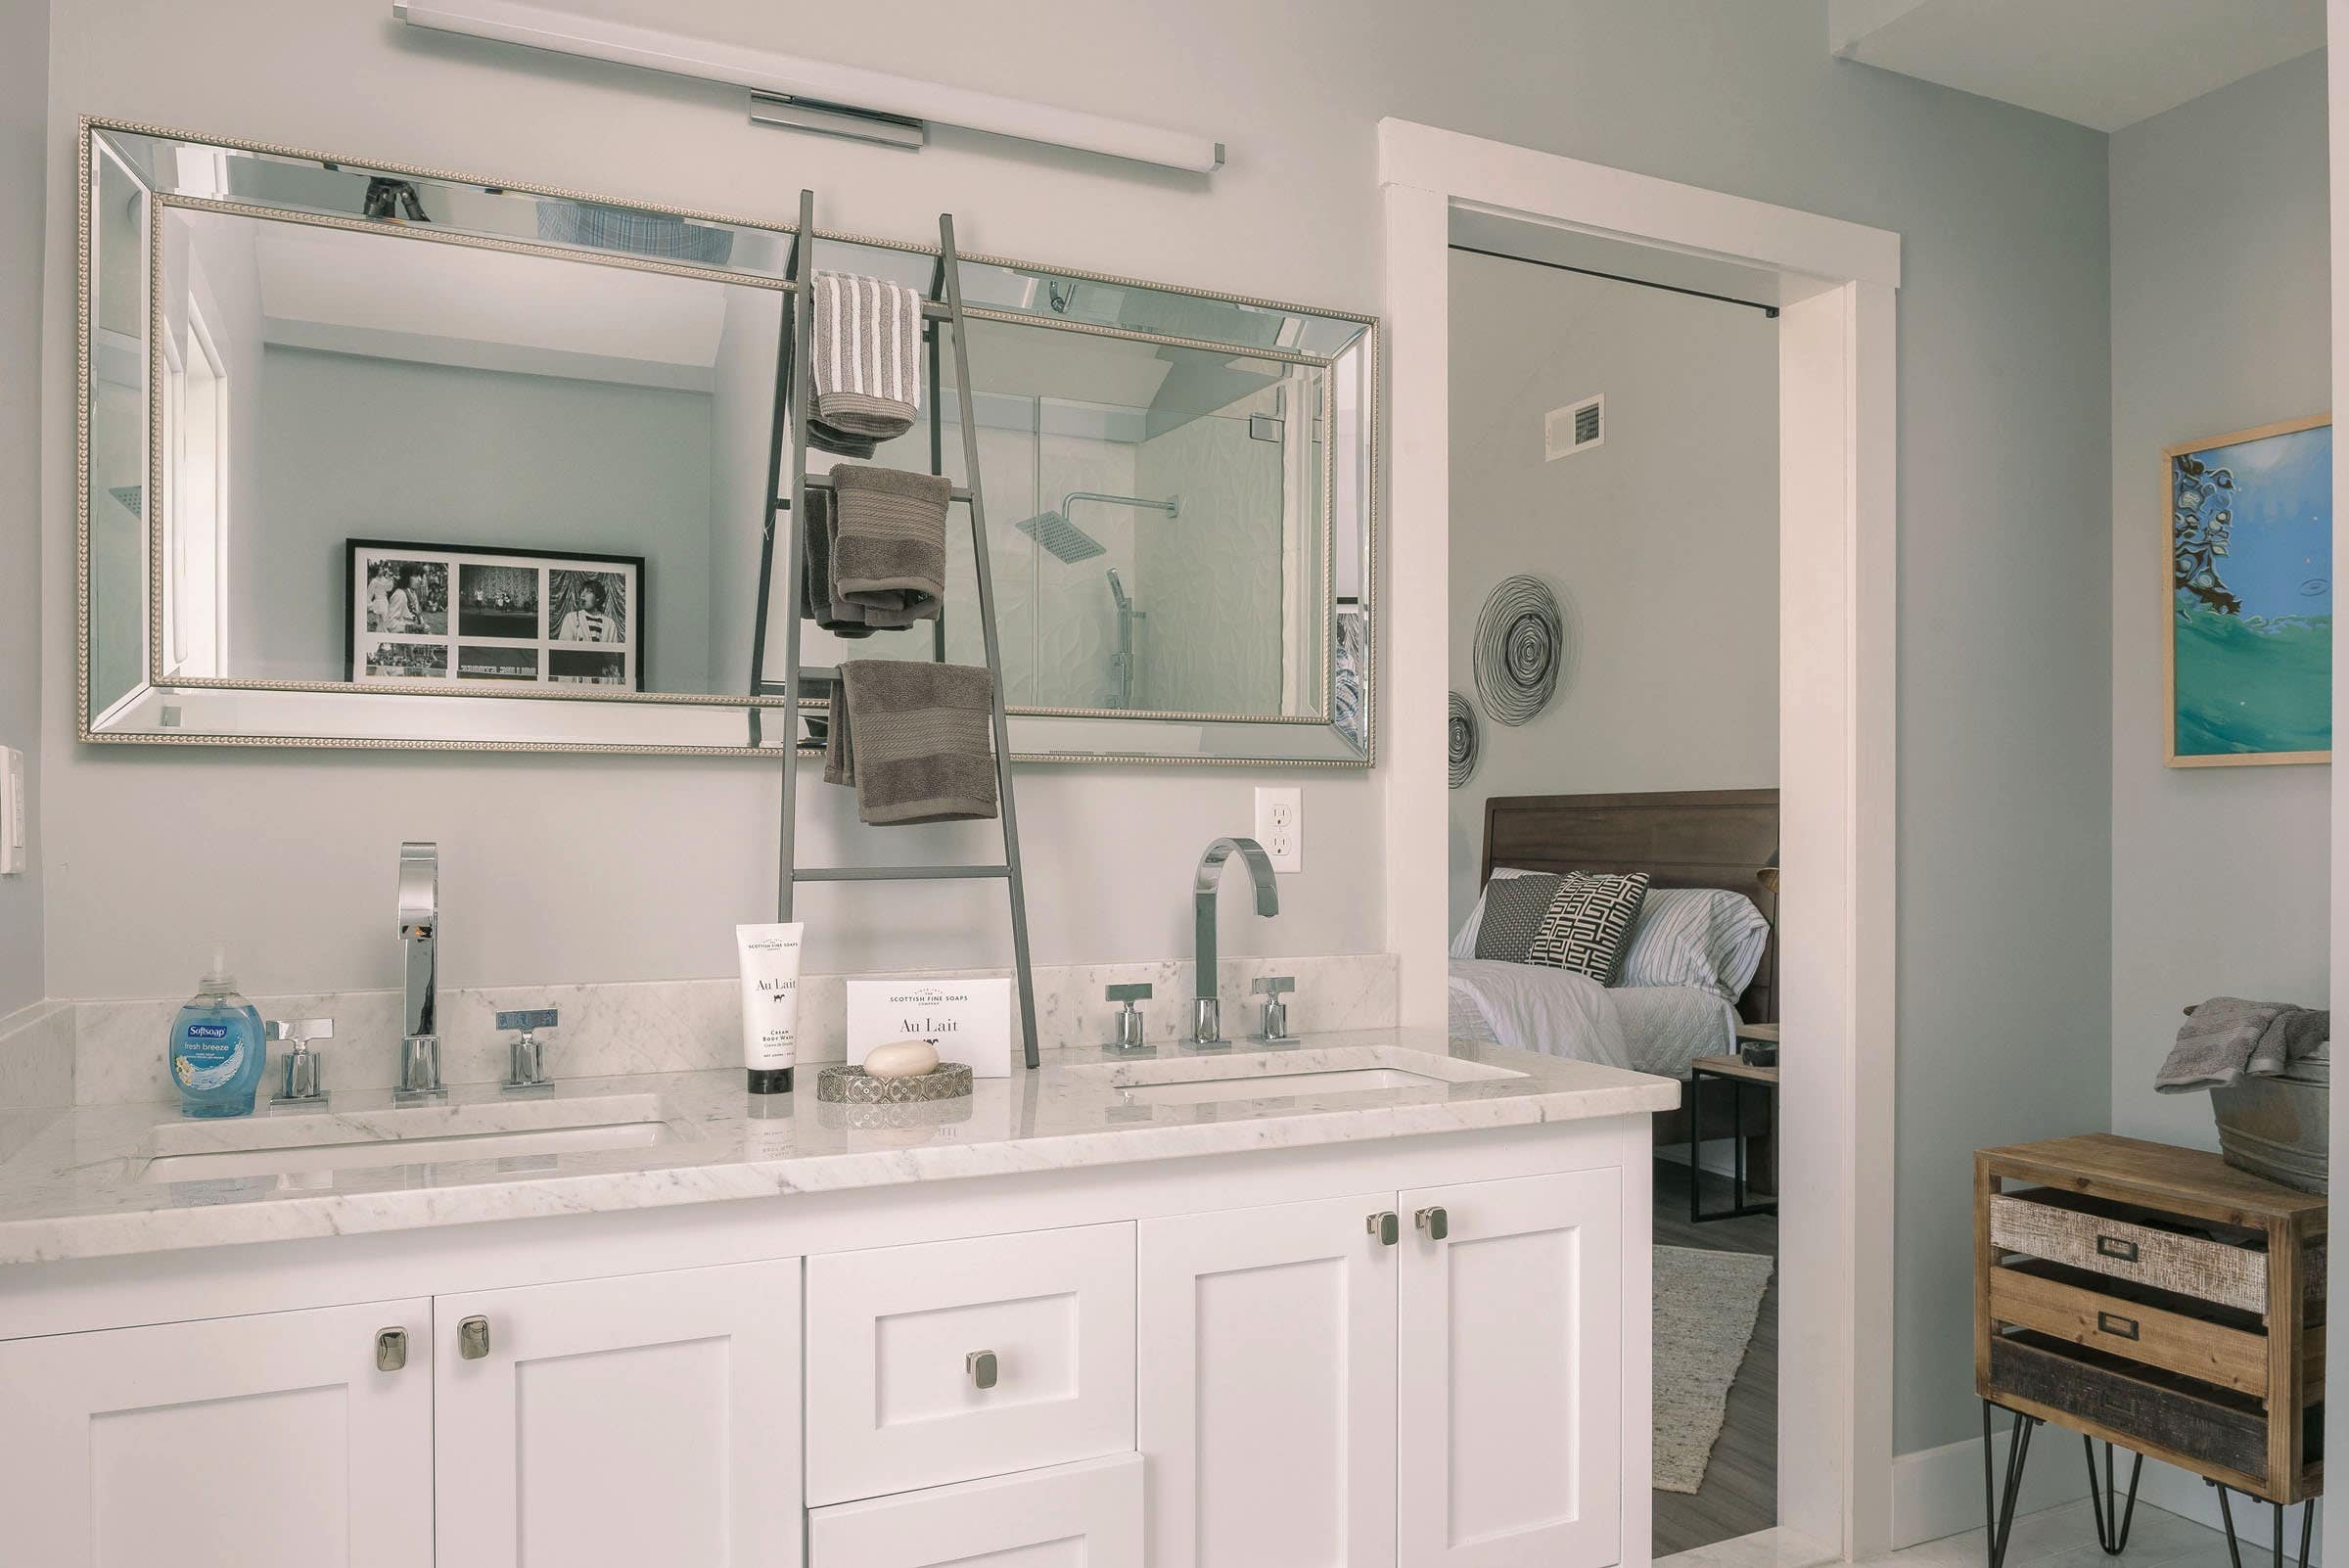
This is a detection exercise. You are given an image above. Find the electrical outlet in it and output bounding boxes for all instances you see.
[1254,786,1301,873]
[0,747,23,876]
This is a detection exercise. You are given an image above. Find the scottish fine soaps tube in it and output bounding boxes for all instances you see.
[735,923,806,1093]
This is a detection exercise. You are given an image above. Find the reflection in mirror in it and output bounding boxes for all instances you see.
[87,141,150,720]
[145,205,783,700]
[782,318,1332,720]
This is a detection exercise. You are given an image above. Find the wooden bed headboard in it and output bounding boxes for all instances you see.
[1480,788,1779,1023]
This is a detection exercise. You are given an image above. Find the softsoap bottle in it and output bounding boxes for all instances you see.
[169,943,266,1118]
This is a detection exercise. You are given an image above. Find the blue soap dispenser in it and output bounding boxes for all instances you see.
[169,944,265,1118]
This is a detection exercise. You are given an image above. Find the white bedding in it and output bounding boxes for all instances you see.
[1448,959,1735,1078]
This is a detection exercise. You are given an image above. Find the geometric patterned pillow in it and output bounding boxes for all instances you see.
[1472,872,1565,962]
[1526,871,1650,984]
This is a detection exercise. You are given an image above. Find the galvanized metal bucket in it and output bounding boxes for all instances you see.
[2211,1048,2329,1194]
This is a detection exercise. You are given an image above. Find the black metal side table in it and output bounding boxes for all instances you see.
[1687,1054,1777,1222]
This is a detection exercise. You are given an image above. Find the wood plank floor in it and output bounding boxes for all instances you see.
[1653,1158,1779,1557]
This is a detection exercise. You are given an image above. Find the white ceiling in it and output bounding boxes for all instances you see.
[1831,0,2325,133]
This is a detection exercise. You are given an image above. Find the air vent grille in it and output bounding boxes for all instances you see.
[1545,394,1604,460]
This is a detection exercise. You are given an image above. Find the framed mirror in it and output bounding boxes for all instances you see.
[78,121,1378,764]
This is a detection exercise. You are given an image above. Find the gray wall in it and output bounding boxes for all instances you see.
[252,346,716,692]
[2109,51,2332,1149]
[0,0,45,1018]
[1446,256,1780,929]
[32,0,2114,1454]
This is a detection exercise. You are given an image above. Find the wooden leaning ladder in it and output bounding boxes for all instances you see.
[746,188,1040,1070]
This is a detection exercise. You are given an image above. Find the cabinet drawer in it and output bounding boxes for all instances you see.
[1988,1261,2267,1395]
[806,1222,1136,1504]
[1987,1331,2273,1487]
[1991,1191,2274,1313]
[808,1453,1142,1568]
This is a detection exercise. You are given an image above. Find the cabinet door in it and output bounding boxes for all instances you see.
[0,1298,434,1568]
[1398,1170,1622,1568]
[1138,1192,1398,1568]
[434,1259,802,1568]
[808,1452,1143,1568]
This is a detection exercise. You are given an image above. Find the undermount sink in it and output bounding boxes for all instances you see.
[1069,1045,1524,1107]
[137,1093,687,1183]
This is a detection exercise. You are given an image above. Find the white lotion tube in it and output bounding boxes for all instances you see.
[735,923,806,1093]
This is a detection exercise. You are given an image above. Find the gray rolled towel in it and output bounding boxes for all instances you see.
[811,272,921,441]
[829,464,947,622]
[823,660,998,825]
[2156,997,2329,1093]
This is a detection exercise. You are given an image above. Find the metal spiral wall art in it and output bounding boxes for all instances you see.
[1448,692,1480,788]
[1473,575,1563,725]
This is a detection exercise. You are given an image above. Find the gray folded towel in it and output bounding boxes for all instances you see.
[824,660,998,825]
[2155,996,2330,1093]
[812,272,921,442]
[800,488,873,638]
[808,418,878,460]
[829,464,947,622]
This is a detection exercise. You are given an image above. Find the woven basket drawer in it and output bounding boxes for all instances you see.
[1991,1191,2267,1313]
[1988,1332,2268,1485]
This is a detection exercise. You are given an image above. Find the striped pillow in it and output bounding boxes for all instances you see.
[1617,887,1771,1002]
[1526,872,1650,983]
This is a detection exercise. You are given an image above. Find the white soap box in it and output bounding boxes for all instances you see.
[845,978,1013,1079]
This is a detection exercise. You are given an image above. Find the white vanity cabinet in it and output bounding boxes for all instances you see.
[1137,1173,1626,1568]
[0,1262,802,1568]
[434,1259,803,1568]
[0,1297,437,1568]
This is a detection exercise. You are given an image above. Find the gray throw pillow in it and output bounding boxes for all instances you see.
[1472,872,1564,961]
[1527,872,1651,984]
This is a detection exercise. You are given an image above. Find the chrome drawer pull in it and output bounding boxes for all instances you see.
[375,1327,408,1372]
[2096,1235,2139,1264]
[458,1314,491,1360]
[1414,1206,1450,1241]
[966,1349,998,1390]
[1367,1211,1399,1246]
[2096,1311,2140,1341]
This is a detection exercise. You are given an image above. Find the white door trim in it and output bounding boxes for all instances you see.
[1377,116,1901,1561]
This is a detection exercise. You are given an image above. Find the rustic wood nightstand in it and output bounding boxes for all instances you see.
[1975,1134,2326,1568]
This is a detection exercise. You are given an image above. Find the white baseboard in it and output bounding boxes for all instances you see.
[1894,1424,2322,1563]
[1892,1419,2087,1549]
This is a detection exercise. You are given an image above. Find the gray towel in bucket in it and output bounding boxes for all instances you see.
[2156,997,2331,1093]
[829,464,947,623]
[824,660,998,825]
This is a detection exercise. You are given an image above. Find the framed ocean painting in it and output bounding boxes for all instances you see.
[2166,415,2331,766]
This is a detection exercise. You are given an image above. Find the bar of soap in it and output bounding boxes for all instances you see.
[863,1038,940,1079]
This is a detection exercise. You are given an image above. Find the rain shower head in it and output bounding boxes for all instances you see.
[1015,510,1108,564]
[1016,490,1180,566]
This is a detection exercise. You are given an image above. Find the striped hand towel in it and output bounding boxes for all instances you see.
[823,660,999,825]
[812,272,922,444]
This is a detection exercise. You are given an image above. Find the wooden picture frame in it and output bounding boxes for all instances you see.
[345,538,648,695]
[2163,413,2331,767]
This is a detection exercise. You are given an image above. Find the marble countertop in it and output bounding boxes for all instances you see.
[0,1030,1679,1267]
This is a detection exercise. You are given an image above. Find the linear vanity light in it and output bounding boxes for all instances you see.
[392,0,1226,173]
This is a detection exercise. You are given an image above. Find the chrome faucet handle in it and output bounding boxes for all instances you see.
[267,1018,333,1105]
[496,1008,558,1093]
[1251,977,1297,1043]
[1104,985,1153,1053]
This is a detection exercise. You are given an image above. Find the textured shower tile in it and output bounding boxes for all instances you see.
[0,1002,75,1110]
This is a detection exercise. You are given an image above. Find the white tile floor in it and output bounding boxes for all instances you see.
[1662,1499,2259,1568]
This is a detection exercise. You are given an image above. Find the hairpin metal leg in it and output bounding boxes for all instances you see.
[1982,1402,2039,1568]
[2207,1483,2316,1568]
[2081,1436,2142,1554]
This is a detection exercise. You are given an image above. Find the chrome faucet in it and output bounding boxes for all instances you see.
[1191,837,1278,1047]
[396,842,444,1101]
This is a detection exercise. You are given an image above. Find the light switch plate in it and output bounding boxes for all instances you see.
[0,747,23,876]
[1254,786,1301,873]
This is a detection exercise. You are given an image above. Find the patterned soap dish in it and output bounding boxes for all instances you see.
[816,1062,975,1104]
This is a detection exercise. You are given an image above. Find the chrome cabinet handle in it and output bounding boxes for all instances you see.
[1366,1211,1399,1246]
[458,1314,491,1360]
[1414,1206,1450,1241]
[375,1327,408,1372]
[966,1349,998,1390]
